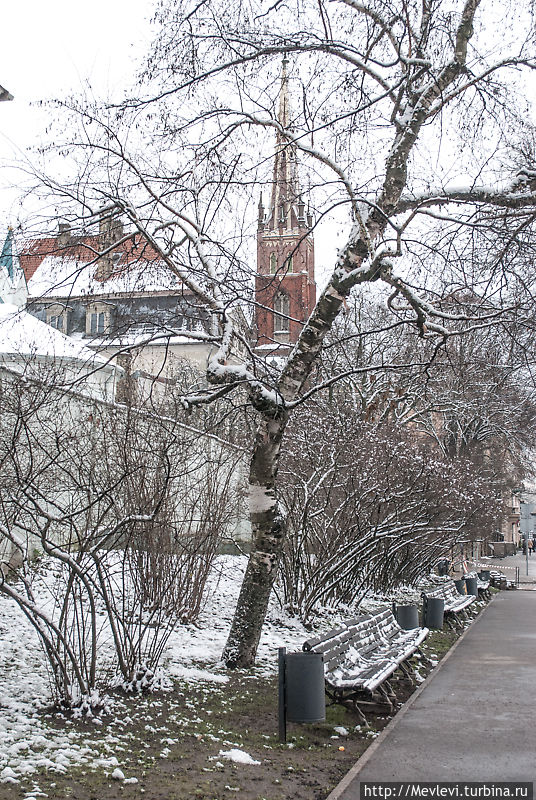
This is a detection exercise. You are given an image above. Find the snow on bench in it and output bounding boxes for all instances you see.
[421,579,476,628]
[302,608,429,720]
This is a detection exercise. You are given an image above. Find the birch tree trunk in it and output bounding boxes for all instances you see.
[223,414,287,666]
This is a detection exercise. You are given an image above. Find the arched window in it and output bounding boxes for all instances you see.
[286,255,293,273]
[274,292,290,333]
[270,253,277,274]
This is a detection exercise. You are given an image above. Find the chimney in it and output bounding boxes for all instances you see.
[97,210,124,281]
[99,211,124,247]
[57,222,72,248]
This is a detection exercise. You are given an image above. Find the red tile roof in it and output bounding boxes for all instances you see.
[20,234,163,283]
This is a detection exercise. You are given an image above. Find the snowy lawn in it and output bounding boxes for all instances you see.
[0,555,466,799]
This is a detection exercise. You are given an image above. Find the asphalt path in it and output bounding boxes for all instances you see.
[327,590,536,796]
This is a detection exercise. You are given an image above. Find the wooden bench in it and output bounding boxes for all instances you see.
[302,608,429,721]
[421,579,476,629]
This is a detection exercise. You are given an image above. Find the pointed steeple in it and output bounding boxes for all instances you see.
[277,56,291,129]
[267,57,301,232]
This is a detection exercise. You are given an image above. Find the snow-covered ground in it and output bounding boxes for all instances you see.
[0,555,424,787]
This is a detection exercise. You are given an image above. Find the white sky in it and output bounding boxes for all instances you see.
[0,0,343,281]
[0,0,153,228]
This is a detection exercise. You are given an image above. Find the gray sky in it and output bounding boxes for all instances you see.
[0,0,153,229]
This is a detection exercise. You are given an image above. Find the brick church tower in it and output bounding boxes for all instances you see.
[255,59,316,349]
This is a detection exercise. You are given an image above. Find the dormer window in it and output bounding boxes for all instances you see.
[90,311,105,334]
[86,303,112,337]
[46,305,68,334]
[49,314,64,332]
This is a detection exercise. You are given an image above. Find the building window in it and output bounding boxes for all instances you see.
[86,304,112,337]
[286,255,293,273]
[274,292,290,333]
[49,314,64,332]
[90,311,105,334]
[46,307,67,333]
[270,253,277,274]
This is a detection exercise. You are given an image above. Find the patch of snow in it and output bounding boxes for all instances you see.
[111,768,125,780]
[166,666,229,684]
[0,304,108,366]
[27,255,177,300]
[333,726,348,736]
[217,749,261,766]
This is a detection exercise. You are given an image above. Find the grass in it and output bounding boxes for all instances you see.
[0,601,489,800]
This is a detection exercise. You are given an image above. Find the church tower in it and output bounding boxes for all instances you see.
[255,59,316,349]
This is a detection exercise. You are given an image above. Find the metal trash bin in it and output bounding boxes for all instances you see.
[395,604,419,630]
[454,578,467,595]
[423,597,444,630]
[284,652,325,724]
[465,576,478,596]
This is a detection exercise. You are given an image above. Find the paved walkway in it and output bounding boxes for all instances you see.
[482,550,536,586]
[327,591,536,796]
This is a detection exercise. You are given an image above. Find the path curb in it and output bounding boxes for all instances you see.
[325,597,496,800]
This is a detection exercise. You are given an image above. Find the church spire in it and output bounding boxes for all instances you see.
[267,57,301,232]
[277,56,290,129]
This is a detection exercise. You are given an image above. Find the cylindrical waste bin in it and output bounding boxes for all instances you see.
[465,576,478,596]
[285,652,325,723]
[395,604,419,630]
[423,597,444,630]
[454,578,467,595]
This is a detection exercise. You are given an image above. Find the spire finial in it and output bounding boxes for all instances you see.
[278,56,290,130]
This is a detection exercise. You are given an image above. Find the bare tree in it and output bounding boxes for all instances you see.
[25,0,536,666]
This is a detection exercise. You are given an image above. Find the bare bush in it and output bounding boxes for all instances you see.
[0,369,245,709]
[278,402,503,620]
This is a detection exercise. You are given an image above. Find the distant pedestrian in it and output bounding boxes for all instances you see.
[528,538,534,557]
